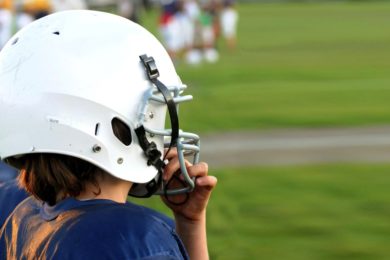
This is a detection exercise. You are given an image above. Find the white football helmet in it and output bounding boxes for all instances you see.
[0,10,200,197]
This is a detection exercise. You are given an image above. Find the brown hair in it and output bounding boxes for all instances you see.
[7,154,101,206]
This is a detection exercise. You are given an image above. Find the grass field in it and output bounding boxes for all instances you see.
[132,2,390,259]
[141,2,390,133]
[132,164,390,259]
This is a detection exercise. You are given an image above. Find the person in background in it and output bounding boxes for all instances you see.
[0,0,12,49]
[181,0,202,65]
[199,0,218,63]
[51,0,87,13]
[22,0,52,19]
[220,0,238,50]
[117,0,141,23]
[159,0,180,60]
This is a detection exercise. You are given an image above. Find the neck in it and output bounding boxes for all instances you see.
[76,173,132,204]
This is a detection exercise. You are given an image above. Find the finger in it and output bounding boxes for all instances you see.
[163,156,180,181]
[164,149,197,179]
[164,147,178,160]
[187,162,208,178]
[164,158,192,181]
[196,175,217,191]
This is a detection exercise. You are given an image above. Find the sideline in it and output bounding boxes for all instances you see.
[199,125,390,168]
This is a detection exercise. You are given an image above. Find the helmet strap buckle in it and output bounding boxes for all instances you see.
[139,54,160,80]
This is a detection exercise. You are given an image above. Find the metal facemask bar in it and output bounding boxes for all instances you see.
[128,54,200,198]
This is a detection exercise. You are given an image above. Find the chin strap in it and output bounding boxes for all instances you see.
[129,54,180,198]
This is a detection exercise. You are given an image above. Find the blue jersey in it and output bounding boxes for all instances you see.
[0,179,29,227]
[0,161,18,182]
[0,197,189,259]
[0,162,29,227]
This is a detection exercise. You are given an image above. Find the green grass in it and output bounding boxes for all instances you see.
[134,3,390,259]
[140,2,390,133]
[130,164,390,259]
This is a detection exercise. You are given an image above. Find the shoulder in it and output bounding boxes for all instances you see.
[50,201,188,259]
[68,201,178,244]
[72,200,175,230]
[0,162,18,182]
[1,196,41,233]
[0,197,40,259]
[0,179,29,227]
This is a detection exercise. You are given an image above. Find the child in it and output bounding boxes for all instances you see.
[0,10,216,259]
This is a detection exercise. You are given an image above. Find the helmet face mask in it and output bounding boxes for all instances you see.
[129,54,200,197]
[0,10,200,197]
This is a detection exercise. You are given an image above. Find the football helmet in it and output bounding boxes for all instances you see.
[0,10,200,197]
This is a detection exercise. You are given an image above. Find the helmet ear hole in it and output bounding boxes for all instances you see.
[111,118,132,146]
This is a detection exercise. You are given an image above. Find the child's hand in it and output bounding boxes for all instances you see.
[161,149,217,222]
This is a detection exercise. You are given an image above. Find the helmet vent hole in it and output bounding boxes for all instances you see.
[111,118,132,146]
[95,123,100,136]
[52,31,60,35]
[12,37,19,45]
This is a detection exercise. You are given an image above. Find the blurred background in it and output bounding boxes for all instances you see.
[2,0,390,258]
